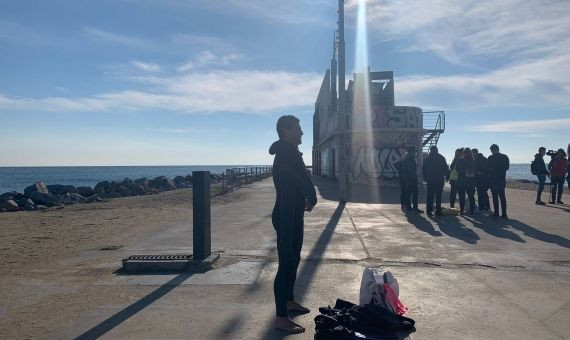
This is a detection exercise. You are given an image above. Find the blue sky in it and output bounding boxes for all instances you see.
[1,0,569,166]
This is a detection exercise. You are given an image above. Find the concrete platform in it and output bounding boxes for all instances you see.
[3,176,570,339]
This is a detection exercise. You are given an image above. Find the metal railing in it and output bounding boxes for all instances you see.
[422,111,446,153]
[221,166,273,194]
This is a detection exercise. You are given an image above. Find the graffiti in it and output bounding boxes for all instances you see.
[351,146,405,180]
[365,107,422,129]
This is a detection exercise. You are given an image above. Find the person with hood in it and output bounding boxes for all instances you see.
[456,147,477,215]
[533,147,550,205]
[422,145,449,216]
[487,144,509,218]
[401,145,423,213]
[472,148,490,210]
[548,148,568,204]
[269,115,317,334]
[448,148,464,208]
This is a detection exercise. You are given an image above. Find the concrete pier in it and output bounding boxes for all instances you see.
[2,177,570,339]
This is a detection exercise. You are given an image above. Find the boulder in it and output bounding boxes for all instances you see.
[131,184,146,196]
[1,200,20,212]
[134,178,150,191]
[150,177,177,191]
[86,194,103,203]
[46,184,78,195]
[24,182,49,196]
[174,176,188,188]
[119,178,134,188]
[116,186,132,197]
[27,192,60,207]
[94,181,115,195]
[35,205,48,210]
[103,192,122,199]
[77,186,94,197]
[23,199,35,211]
[70,193,87,203]
[56,193,74,205]
[1,191,26,202]
[0,208,7,213]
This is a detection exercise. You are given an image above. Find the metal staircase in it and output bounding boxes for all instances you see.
[422,111,445,153]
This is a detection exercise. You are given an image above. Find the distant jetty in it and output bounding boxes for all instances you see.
[0,167,272,213]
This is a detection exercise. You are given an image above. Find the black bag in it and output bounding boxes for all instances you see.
[314,299,415,340]
[531,159,538,175]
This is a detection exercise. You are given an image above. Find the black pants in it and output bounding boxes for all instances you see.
[490,179,507,216]
[551,176,565,202]
[475,180,490,210]
[459,185,476,213]
[449,180,458,208]
[399,179,405,207]
[426,181,444,214]
[404,179,418,209]
[536,174,546,202]
[272,212,303,317]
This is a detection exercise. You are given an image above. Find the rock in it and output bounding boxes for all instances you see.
[35,205,48,210]
[23,199,35,211]
[86,194,103,203]
[94,181,115,195]
[1,191,26,202]
[131,184,146,196]
[1,200,20,212]
[56,193,74,205]
[27,191,60,207]
[102,192,122,199]
[134,178,150,192]
[116,186,132,197]
[150,177,177,191]
[24,181,49,196]
[174,176,188,188]
[0,208,7,213]
[77,186,94,197]
[119,178,134,188]
[70,193,87,203]
[46,184,78,195]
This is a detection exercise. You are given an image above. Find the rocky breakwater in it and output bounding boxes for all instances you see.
[0,174,224,213]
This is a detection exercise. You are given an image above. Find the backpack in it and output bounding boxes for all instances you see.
[531,159,538,175]
[359,267,408,315]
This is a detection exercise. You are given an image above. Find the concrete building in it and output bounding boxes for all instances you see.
[312,0,445,201]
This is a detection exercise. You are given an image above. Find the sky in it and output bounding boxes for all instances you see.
[1,0,569,166]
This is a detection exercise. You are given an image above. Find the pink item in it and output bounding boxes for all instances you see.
[384,283,408,315]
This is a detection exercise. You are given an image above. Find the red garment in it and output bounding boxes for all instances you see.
[551,158,568,177]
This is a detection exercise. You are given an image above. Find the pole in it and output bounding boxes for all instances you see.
[193,171,211,261]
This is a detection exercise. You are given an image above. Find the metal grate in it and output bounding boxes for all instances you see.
[124,254,193,262]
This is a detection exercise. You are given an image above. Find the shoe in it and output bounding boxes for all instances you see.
[427,212,434,217]
[501,215,509,219]
[413,208,424,213]
[549,201,556,204]
[535,201,546,205]
[492,213,500,217]
[557,200,564,204]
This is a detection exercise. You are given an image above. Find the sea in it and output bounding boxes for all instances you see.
[0,164,535,195]
[0,165,270,194]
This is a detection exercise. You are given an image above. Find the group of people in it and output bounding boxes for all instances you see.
[398,144,510,218]
[533,147,569,205]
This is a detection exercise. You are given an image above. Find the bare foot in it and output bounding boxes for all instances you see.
[287,300,310,314]
[275,316,305,334]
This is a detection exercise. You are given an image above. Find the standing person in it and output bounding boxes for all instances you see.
[269,115,317,334]
[456,147,477,215]
[422,145,449,216]
[473,148,490,210]
[548,149,568,204]
[401,145,423,213]
[448,148,463,208]
[532,147,550,205]
[396,154,406,211]
[487,144,509,218]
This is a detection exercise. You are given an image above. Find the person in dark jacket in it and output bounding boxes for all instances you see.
[456,147,477,215]
[472,148,490,210]
[396,154,406,210]
[447,148,463,208]
[422,145,449,216]
[548,148,568,204]
[487,144,509,218]
[401,145,423,213]
[533,147,550,205]
[269,115,317,334]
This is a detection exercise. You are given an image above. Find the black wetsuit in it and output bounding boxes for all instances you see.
[269,139,317,317]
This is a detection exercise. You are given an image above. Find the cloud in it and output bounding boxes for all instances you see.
[82,27,158,50]
[0,70,323,114]
[130,60,161,72]
[363,0,570,64]
[396,52,570,109]
[470,118,570,133]
[177,51,246,71]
